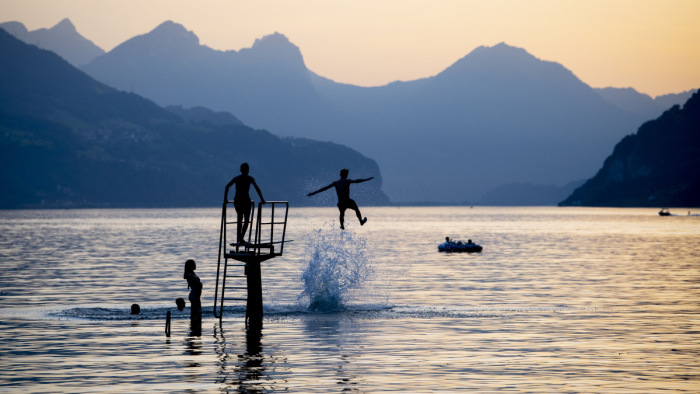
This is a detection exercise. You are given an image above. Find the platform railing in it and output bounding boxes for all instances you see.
[213,201,289,320]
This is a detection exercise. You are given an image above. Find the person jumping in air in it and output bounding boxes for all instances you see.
[307,169,374,230]
[225,163,265,244]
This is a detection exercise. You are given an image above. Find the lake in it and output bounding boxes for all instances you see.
[0,206,698,392]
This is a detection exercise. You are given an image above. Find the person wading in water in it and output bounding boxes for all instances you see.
[183,259,202,335]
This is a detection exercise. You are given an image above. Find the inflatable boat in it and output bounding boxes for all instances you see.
[438,239,482,253]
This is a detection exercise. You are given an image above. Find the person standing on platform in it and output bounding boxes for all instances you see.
[225,163,265,244]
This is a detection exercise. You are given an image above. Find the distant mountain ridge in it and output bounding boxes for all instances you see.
[0,30,388,208]
[0,18,104,66]
[560,91,700,207]
[595,87,695,121]
[81,21,331,137]
[165,105,244,127]
[309,42,644,203]
[7,19,695,204]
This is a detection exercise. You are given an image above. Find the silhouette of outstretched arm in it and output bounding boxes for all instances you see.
[351,176,374,184]
[307,183,334,197]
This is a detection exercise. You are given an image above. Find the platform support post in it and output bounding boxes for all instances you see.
[245,260,263,325]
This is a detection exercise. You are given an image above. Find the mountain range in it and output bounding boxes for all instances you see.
[0,18,104,66]
[0,29,388,209]
[71,20,695,203]
[1,19,696,205]
[560,91,700,207]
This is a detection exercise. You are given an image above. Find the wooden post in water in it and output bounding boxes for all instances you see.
[165,310,171,337]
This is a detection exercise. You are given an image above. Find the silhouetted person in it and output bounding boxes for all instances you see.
[184,259,202,333]
[307,169,374,229]
[176,297,186,311]
[130,303,140,315]
[225,163,265,244]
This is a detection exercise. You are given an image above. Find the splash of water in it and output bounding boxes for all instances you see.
[299,227,373,312]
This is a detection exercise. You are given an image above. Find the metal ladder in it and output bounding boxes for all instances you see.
[213,200,289,321]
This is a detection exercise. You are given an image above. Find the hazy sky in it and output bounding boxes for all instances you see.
[2,0,699,96]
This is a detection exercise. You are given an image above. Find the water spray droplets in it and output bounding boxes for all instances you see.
[300,227,374,312]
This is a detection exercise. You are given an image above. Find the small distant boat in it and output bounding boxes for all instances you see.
[438,238,482,253]
[659,208,672,216]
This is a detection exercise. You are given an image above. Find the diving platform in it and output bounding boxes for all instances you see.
[213,200,290,324]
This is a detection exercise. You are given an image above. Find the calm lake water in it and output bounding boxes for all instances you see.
[0,206,699,392]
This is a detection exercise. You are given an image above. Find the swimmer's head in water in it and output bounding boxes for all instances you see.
[176,298,186,311]
[130,303,140,315]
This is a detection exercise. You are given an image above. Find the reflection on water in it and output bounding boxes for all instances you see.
[214,320,289,393]
[0,207,699,392]
[303,315,364,390]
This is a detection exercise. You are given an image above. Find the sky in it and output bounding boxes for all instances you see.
[2,0,699,97]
